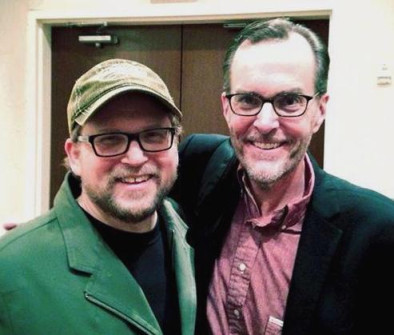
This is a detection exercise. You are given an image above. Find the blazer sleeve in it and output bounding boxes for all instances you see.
[171,134,230,222]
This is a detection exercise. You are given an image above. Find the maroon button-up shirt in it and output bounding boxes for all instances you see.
[207,155,315,335]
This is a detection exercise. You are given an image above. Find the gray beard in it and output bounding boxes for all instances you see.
[235,135,311,190]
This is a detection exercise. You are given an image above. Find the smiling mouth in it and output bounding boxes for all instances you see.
[252,142,281,150]
[119,175,151,184]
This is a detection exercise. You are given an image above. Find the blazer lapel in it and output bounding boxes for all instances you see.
[283,162,345,335]
[283,209,343,334]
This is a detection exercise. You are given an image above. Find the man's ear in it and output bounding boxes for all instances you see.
[312,93,329,134]
[64,139,82,176]
[221,92,232,124]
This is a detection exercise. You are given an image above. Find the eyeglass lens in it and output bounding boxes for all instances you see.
[93,128,173,156]
[230,93,310,116]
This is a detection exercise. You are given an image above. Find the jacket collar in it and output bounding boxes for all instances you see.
[53,173,196,335]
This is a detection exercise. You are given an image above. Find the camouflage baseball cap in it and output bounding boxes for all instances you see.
[67,59,182,134]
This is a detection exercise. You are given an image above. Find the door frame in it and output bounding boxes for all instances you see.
[27,4,332,216]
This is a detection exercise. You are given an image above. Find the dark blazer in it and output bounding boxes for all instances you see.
[171,134,394,335]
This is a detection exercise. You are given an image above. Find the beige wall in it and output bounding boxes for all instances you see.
[1,0,29,228]
[1,0,393,233]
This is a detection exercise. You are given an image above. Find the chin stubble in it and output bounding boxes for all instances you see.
[84,171,177,224]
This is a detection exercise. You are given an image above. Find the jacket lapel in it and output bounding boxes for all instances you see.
[84,258,161,335]
[283,162,345,335]
[160,199,197,335]
[54,174,161,335]
[283,209,343,334]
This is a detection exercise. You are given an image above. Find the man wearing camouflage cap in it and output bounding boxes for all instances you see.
[0,59,196,335]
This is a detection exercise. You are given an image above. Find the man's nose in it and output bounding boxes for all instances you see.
[252,102,280,133]
[120,140,149,166]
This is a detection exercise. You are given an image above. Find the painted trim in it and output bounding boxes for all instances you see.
[27,14,52,216]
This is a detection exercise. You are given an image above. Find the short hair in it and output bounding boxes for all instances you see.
[222,18,330,95]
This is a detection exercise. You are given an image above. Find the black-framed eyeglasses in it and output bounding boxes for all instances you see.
[226,92,320,117]
[77,127,177,157]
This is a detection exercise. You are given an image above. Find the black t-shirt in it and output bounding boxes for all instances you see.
[84,210,180,335]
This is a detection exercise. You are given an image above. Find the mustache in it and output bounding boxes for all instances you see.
[108,166,160,182]
[245,132,287,143]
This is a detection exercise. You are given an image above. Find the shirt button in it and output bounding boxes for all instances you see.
[234,309,240,318]
[238,263,246,272]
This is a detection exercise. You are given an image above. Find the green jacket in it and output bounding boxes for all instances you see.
[0,173,196,335]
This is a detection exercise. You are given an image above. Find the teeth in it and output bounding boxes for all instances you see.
[123,175,150,183]
[253,142,281,150]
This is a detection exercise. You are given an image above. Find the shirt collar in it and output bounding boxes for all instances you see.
[237,154,315,231]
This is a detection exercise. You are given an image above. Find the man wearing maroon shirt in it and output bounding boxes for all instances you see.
[171,18,394,335]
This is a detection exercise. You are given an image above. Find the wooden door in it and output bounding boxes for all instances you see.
[181,24,236,135]
[51,20,328,204]
[51,25,182,203]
